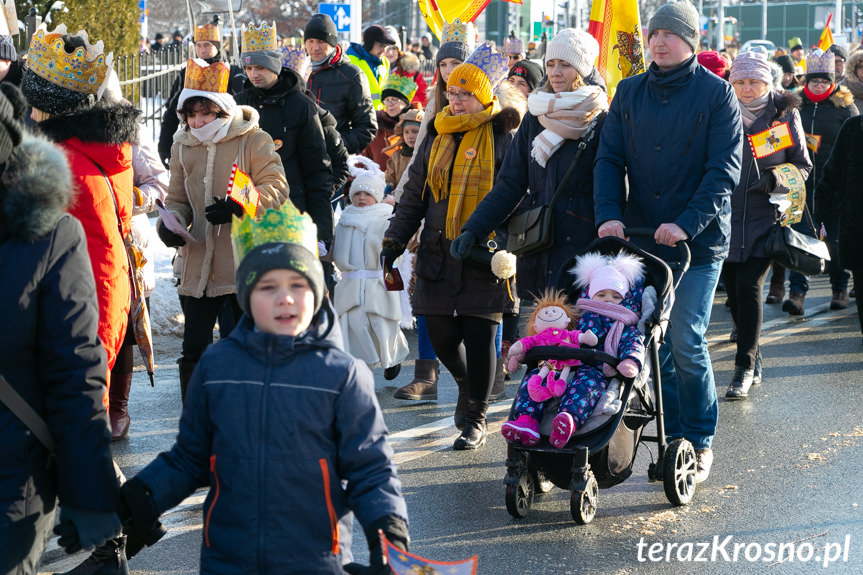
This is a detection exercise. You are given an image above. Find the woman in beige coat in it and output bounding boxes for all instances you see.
[157,61,288,400]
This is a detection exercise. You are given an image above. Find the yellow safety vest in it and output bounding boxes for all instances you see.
[348,53,389,111]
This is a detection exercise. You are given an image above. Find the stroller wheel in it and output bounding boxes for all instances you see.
[505,471,535,518]
[663,438,697,506]
[532,467,554,494]
[570,475,598,524]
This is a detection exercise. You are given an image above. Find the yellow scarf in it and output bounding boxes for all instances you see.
[426,97,501,239]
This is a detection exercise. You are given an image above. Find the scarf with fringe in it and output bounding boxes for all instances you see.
[528,86,608,168]
[427,98,500,239]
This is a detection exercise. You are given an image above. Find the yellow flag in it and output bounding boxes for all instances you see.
[588,0,646,99]
[817,13,835,52]
[747,122,794,160]
[226,164,260,217]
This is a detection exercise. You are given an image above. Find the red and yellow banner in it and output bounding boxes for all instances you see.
[816,13,834,52]
[748,122,793,159]
[588,0,646,98]
[226,164,260,217]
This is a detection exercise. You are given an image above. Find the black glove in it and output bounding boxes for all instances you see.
[157,221,186,248]
[53,506,122,554]
[450,230,478,259]
[380,239,406,270]
[747,170,776,195]
[205,197,243,225]
[118,477,161,528]
[343,515,409,575]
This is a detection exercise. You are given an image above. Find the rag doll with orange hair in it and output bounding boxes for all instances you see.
[501,290,597,446]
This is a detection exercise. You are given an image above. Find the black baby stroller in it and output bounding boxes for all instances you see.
[503,230,692,524]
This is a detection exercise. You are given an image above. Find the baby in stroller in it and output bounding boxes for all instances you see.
[502,251,647,449]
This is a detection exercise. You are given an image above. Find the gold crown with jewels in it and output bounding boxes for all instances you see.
[440,18,473,47]
[183,58,230,92]
[242,21,278,53]
[194,22,221,43]
[232,200,319,264]
[26,23,113,95]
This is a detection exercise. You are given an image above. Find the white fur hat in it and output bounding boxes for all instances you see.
[571,251,644,299]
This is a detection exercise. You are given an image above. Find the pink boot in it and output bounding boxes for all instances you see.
[549,412,576,449]
[527,374,552,402]
[501,415,540,446]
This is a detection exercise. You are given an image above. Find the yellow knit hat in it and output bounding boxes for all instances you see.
[447,42,507,107]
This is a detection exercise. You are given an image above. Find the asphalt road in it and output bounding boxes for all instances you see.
[38,275,863,575]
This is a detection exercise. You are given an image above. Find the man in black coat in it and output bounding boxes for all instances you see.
[234,48,334,249]
[304,13,377,154]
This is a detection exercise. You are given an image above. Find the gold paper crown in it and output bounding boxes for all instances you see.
[281,46,311,81]
[184,59,230,93]
[195,23,221,43]
[26,23,113,95]
[232,200,319,264]
[441,19,472,46]
[242,21,278,53]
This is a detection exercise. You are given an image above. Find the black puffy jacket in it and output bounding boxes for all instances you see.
[318,102,351,199]
[307,45,377,154]
[235,71,334,243]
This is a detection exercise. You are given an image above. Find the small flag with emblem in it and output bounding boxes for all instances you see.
[226,164,260,217]
[381,531,478,575]
[748,122,793,160]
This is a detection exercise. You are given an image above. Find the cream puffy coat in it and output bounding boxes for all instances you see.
[162,106,288,298]
[332,203,408,369]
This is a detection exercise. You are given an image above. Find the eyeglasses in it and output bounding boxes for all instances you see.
[808,78,832,87]
[445,90,474,102]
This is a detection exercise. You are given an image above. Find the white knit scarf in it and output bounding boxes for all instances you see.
[528,86,608,167]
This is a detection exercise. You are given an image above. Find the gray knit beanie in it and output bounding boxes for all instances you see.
[545,28,599,79]
[648,1,700,53]
[241,50,282,75]
[729,51,773,86]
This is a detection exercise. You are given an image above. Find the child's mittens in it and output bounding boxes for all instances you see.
[579,330,598,347]
[617,358,639,378]
[527,373,553,402]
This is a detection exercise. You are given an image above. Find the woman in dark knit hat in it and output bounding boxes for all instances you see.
[506,58,544,96]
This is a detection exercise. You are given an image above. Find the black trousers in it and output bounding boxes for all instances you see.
[724,257,772,369]
[181,294,242,366]
[425,315,499,402]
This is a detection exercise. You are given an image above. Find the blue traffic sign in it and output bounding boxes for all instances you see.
[318,3,351,33]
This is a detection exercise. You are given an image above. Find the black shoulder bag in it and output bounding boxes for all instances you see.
[506,136,589,257]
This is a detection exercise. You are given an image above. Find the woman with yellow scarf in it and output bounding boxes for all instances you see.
[383,43,522,450]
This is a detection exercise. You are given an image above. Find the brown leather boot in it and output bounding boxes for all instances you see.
[782,291,805,316]
[393,359,438,400]
[109,373,133,441]
[765,278,785,304]
[830,290,849,310]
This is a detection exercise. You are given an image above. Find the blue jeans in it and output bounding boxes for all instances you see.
[416,316,437,360]
[660,260,722,450]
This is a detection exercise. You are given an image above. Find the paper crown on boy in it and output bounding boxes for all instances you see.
[381,74,417,106]
[241,21,281,75]
[571,251,645,299]
[22,23,113,114]
[195,22,221,44]
[232,200,324,316]
[281,46,311,82]
[177,58,235,116]
[447,42,508,107]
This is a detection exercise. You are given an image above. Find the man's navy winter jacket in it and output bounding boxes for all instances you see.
[594,56,743,266]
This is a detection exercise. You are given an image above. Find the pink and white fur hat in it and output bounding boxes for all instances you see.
[571,251,644,299]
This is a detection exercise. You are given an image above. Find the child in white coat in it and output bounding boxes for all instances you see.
[332,168,409,378]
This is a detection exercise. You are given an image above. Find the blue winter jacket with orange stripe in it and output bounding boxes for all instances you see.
[135,303,407,573]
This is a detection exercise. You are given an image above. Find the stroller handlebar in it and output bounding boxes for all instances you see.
[522,346,620,369]
[620,227,691,290]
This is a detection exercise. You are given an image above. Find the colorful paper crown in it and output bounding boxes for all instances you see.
[242,21,278,53]
[503,36,524,55]
[805,49,834,76]
[26,23,113,95]
[464,42,508,90]
[281,46,311,81]
[195,22,221,43]
[381,74,418,101]
[441,19,472,46]
[232,200,319,264]
[184,58,230,93]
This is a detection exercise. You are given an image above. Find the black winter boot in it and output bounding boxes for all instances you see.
[54,536,129,575]
[453,399,488,450]
[178,359,197,403]
[393,359,438,400]
[453,376,468,430]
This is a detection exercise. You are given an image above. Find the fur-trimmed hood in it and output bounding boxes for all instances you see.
[845,50,863,99]
[773,89,802,119]
[174,105,260,147]
[493,81,527,133]
[830,84,856,108]
[0,133,73,241]
[36,100,140,146]
[397,52,420,74]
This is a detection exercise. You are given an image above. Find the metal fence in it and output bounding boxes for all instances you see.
[116,46,187,142]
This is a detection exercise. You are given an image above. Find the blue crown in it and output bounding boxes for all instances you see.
[464,42,508,90]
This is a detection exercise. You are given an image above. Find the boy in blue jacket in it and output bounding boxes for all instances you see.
[117,202,409,574]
